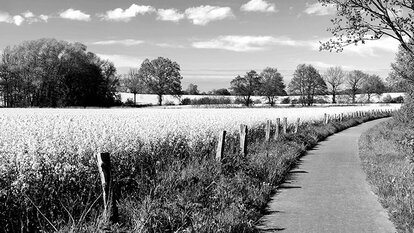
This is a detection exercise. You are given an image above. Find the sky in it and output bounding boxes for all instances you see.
[0,0,401,91]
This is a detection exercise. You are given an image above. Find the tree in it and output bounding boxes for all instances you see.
[209,88,231,96]
[259,67,286,106]
[288,64,327,106]
[346,70,367,103]
[323,66,345,104]
[319,0,414,56]
[123,68,145,105]
[361,74,386,102]
[138,57,183,106]
[0,38,119,107]
[186,83,200,95]
[230,70,262,106]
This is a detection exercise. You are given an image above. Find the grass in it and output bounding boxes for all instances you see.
[359,119,414,233]
[0,111,392,232]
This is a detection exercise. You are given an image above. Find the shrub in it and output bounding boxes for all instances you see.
[180,98,192,105]
[280,97,290,104]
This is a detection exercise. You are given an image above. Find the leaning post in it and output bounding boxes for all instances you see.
[216,131,226,162]
[240,124,248,157]
[97,152,118,223]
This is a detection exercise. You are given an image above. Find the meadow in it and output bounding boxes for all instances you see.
[0,105,400,232]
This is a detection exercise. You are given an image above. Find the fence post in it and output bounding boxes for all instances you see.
[216,131,226,161]
[324,113,328,124]
[294,118,300,133]
[265,120,271,142]
[283,117,288,134]
[97,152,118,223]
[274,118,280,139]
[240,124,248,156]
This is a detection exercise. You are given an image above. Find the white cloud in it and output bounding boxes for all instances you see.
[302,61,355,70]
[39,14,49,22]
[341,37,400,56]
[193,35,303,52]
[241,0,277,13]
[185,5,234,25]
[22,11,34,18]
[60,8,91,21]
[12,15,25,26]
[97,54,143,68]
[157,8,185,22]
[0,12,11,23]
[92,39,144,46]
[304,2,336,16]
[102,4,155,22]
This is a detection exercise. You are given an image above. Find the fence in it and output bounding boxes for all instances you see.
[95,108,396,222]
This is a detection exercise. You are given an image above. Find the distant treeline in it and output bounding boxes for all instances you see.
[0,38,119,107]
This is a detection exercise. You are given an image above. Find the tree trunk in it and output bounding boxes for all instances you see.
[157,94,163,106]
[245,96,251,107]
[133,93,136,106]
[332,93,336,104]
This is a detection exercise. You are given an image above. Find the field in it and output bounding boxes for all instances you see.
[0,105,400,232]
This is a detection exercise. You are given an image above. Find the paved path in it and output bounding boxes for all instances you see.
[257,118,396,233]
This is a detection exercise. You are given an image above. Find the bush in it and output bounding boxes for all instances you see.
[253,99,262,104]
[180,98,192,105]
[281,97,290,104]
[190,97,233,105]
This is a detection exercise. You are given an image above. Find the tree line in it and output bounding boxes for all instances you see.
[0,38,399,108]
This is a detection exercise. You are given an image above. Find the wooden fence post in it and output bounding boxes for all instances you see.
[274,118,280,139]
[283,117,287,134]
[265,120,271,142]
[324,113,328,124]
[240,124,248,156]
[294,118,300,133]
[97,152,118,223]
[216,131,226,161]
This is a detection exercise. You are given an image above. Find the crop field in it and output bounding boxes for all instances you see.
[0,104,400,153]
[0,105,400,232]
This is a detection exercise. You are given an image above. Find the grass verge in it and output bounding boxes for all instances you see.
[359,119,414,232]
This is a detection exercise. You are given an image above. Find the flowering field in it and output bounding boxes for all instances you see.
[0,105,400,232]
[0,104,400,155]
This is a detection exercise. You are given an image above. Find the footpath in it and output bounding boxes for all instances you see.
[257,118,396,233]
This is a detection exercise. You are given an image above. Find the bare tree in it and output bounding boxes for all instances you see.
[324,66,345,103]
[123,68,145,105]
[346,70,368,103]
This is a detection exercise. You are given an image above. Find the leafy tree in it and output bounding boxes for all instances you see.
[123,68,145,105]
[186,83,200,95]
[361,74,386,102]
[259,67,286,106]
[0,38,119,107]
[346,70,367,103]
[323,66,345,103]
[210,88,231,96]
[319,0,414,56]
[288,64,327,106]
[138,57,182,106]
[230,70,262,106]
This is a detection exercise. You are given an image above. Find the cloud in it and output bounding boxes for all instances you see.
[60,8,91,21]
[101,4,155,22]
[341,37,400,56]
[192,35,305,52]
[185,5,234,25]
[39,14,49,22]
[304,3,336,16]
[241,0,277,13]
[22,11,34,18]
[0,12,25,26]
[12,15,25,26]
[97,54,143,68]
[157,8,185,22]
[92,39,144,46]
[302,61,355,70]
